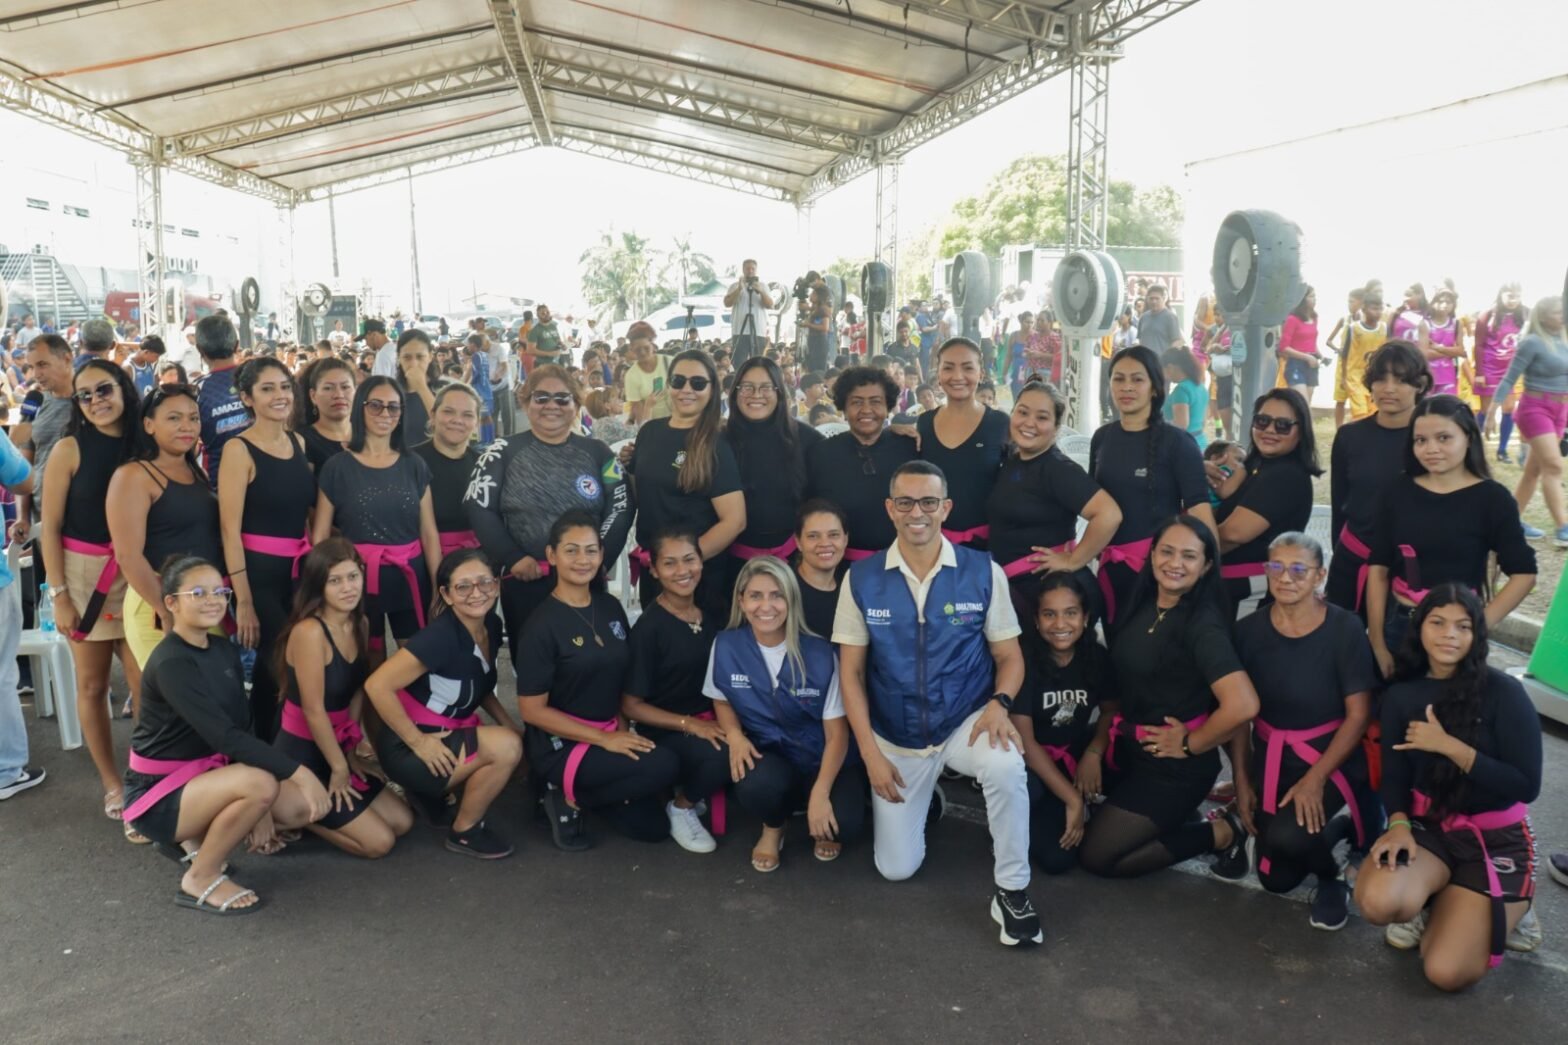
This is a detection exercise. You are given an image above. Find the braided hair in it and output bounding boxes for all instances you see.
[1097,345,1170,506]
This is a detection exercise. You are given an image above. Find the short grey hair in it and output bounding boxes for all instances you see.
[1267,530,1324,567]
[80,318,116,353]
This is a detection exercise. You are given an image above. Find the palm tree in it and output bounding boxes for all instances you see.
[665,235,715,297]
[579,230,661,323]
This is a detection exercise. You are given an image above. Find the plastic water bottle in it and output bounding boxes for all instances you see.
[38,584,57,633]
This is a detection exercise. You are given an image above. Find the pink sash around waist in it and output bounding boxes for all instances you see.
[941,524,990,547]
[1253,717,1365,875]
[1000,540,1076,580]
[240,532,312,578]
[1096,537,1153,623]
[356,540,427,629]
[438,530,481,558]
[560,713,618,808]
[123,750,231,824]
[1411,790,1530,968]
[280,701,369,790]
[729,536,798,561]
[1104,711,1210,771]
[396,689,480,764]
[1336,524,1372,611]
[60,536,119,640]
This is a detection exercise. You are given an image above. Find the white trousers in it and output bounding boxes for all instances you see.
[871,707,1031,891]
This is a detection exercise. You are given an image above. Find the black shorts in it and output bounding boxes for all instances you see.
[1414,817,1537,902]
[275,730,387,830]
[1100,737,1219,828]
[375,724,480,800]
[1214,373,1234,409]
[122,770,182,846]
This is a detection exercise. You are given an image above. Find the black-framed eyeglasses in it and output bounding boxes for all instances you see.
[530,392,574,406]
[169,586,234,601]
[73,381,117,404]
[364,399,402,416]
[1251,414,1300,435]
[669,374,710,392]
[891,496,944,514]
[1263,562,1313,580]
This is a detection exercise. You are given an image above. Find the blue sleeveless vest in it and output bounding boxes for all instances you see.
[847,544,995,748]
[710,630,837,770]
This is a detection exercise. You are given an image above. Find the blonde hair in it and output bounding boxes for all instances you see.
[427,382,483,438]
[1524,296,1564,339]
[726,556,811,682]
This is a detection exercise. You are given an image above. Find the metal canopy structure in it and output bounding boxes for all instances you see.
[0,0,1200,342]
[0,0,1196,204]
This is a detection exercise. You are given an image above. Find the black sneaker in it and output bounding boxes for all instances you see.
[543,787,592,852]
[927,782,949,827]
[991,887,1043,946]
[1210,811,1251,881]
[413,791,456,829]
[0,766,46,800]
[445,820,513,860]
[1309,878,1350,931]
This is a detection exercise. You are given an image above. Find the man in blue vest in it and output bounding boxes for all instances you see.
[834,460,1039,945]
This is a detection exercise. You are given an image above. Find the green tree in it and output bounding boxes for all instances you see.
[935,154,1182,257]
[579,229,667,322]
[664,235,716,297]
[823,256,868,296]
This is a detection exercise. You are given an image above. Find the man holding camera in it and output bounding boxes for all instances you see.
[725,259,774,361]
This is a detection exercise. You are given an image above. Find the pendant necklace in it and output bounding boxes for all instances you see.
[558,594,604,646]
[1148,606,1172,634]
[659,594,704,635]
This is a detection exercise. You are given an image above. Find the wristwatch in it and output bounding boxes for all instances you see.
[992,693,1015,713]
[1180,734,1192,756]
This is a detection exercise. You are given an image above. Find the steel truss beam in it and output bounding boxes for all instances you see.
[168,61,515,157]
[554,130,795,202]
[800,0,1199,201]
[1067,53,1110,249]
[534,50,865,155]
[892,1,1072,47]
[488,0,555,145]
[0,66,295,203]
[133,156,166,338]
[296,133,539,200]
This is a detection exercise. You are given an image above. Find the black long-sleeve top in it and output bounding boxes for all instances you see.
[128,633,299,780]
[1329,416,1407,543]
[1379,669,1542,817]
[1369,477,1535,594]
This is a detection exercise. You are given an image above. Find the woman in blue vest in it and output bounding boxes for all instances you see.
[703,556,865,872]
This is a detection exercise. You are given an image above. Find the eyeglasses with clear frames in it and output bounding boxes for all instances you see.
[170,586,235,601]
[1263,562,1313,580]
[447,577,500,598]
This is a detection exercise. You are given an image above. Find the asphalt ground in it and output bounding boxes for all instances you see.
[3,668,1568,1045]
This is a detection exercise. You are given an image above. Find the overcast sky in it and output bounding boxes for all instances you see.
[3,0,1565,316]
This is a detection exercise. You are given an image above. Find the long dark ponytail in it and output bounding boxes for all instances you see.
[1392,583,1490,819]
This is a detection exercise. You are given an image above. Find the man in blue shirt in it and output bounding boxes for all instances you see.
[834,460,1040,945]
[192,314,251,486]
[0,435,44,800]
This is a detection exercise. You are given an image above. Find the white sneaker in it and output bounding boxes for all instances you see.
[667,801,716,854]
[1384,909,1428,950]
[1507,907,1543,953]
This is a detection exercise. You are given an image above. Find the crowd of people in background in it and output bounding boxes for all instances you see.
[0,260,1564,992]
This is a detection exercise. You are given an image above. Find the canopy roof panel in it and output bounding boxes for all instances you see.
[0,0,1200,205]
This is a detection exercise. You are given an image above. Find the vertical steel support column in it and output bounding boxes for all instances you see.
[328,187,341,280]
[871,158,899,352]
[1064,47,1111,431]
[408,171,423,316]
[274,201,297,341]
[133,153,167,340]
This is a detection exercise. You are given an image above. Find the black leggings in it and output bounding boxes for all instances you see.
[367,563,431,653]
[732,752,867,840]
[1026,774,1078,875]
[1253,759,1350,893]
[1079,744,1218,878]
[245,552,295,741]
[499,573,555,666]
[640,726,730,804]
[1324,545,1367,619]
[541,742,680,842]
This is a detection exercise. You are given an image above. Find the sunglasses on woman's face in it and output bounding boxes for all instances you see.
[669,374,710,392]
[1263,561,1313,580]
[530,392,574,406]
[1251,414,1299,435]
[364,399,402,416]
[74,382,117,404]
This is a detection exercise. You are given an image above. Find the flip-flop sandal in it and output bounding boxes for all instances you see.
[153,841,234,875]
[750,836,785,873]
[123,820,152,845]
[813,840,842,863]
[103,788,124,821]
[174,874,264,916]
[250,836,288,856]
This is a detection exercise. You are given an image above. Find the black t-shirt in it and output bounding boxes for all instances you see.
[725,420,823,547]
[1217,455,1314,566]
[987,447,1100,568]
[624,600,719,717]
[629,418,743,550]
[1380,668,1542,816]
[401,610,502,723]
[514,590,632,725]
[1234,604,1377,731]
[796,572,842,641]
[1089,421,1208,544]
[1329,416,1407,542]
[302,425,347,474]
[806,430,918,552]
[1015,642,1113,754]
[318,451,431,545]
[1369,477,1536,594]
[411,440,478,534]
[1111,597,1241,725]
[916,406,1009,532]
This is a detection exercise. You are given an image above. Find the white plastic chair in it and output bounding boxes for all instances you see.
[6,543,82,750]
